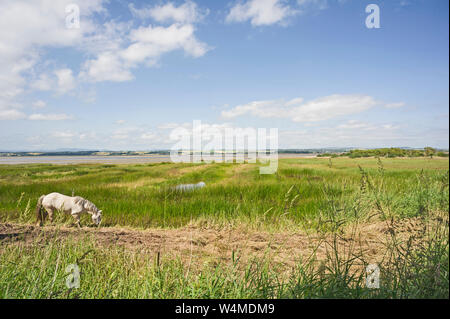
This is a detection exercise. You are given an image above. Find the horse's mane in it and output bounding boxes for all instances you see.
[74,196,98,212]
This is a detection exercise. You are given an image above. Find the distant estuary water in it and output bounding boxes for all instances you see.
[0,154,316,165]
[0,155,173,164]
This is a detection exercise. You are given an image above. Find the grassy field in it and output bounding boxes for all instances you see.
[0,157,448,298]
[1,157,448,228]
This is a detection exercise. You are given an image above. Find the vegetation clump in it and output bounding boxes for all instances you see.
[318,147,448,158]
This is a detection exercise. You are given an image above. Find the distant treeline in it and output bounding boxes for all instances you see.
[317,147,449,158]
[278,149,349,154]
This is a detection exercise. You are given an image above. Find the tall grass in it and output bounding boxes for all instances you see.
[1,212,447,298]
[0,158,448,229]
[0,158,448,298]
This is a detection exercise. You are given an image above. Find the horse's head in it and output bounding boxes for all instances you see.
[92,210,102,226]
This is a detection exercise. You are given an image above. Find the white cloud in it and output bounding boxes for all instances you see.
[158,122,190,129]
[30,69,77,94]
[291,95,377,122]
[81,52,134,83]
[30,73,53,91]
[32,100,46,109]
[226,0,298,26]
[110,126,143,140]
[81,21,209,82]
[225,0,349,27]
[384,102,406,109]
[141,132,157,140]
[278,123,405,149]
[79,1,210,83]
[54,69,76,94]
[130,1,208,24]
[82,21,131,56]
[14,118,444,150]
[0,0,105,114]
[50,131,96,143]
[52,131,76,139]
[127,23,208,60]
[336,120,400,131]
[79,132,97,140]
[221,99,289,118]
[1,0,211,114]
[28,113,73,121]
[337,120,372,130]
[222,94,378,122]
[0,109,26,120]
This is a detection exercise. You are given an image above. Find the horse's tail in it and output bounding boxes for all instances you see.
[35,195,47,226]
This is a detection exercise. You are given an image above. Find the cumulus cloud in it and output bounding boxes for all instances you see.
[0,109,26,120]
[125,23,209,61]
[81,23,209,82]
[221,94,378,122]
[54,69,76,94]
[81,52,134,83]
[1,0,210,116]
[0,0,105,117]
[80,3,210,83]
[30,69,77,94]
[226,0,350,26]
[32,100,46,109]
[226,0,298,26]
[30,73,53,91]
[28,113,73,121]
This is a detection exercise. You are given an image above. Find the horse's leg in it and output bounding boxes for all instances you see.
[42,207,52,225]
[37,207,48,226]
[73,213,81,229]
[48,208,55,224]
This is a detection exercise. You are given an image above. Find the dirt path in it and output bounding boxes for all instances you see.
[0,218,428,271]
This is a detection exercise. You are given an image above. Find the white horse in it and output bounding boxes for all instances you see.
[36,192,102,228]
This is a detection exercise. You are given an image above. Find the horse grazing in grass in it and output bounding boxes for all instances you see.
[36,192,102,228]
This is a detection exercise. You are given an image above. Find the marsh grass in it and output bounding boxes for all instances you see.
[0,158,448,298]
[1,158,448,230]
[1,211,447,298]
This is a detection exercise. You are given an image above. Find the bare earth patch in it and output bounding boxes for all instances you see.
[0,216,432,272]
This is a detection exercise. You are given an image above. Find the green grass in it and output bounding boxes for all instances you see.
[0,158,448,229]
[1,214,447,299]
[0,157,448,299]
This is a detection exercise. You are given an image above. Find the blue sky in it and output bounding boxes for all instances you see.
[0,0,448,151]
